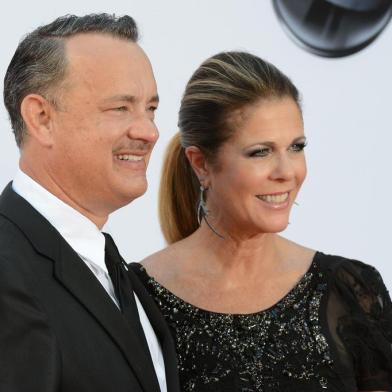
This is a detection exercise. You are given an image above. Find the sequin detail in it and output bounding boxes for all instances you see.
[142,262,334,391]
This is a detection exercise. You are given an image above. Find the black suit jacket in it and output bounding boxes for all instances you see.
[0,183,180,392]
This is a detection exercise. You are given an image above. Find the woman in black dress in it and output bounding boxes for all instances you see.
[131,51,392,391]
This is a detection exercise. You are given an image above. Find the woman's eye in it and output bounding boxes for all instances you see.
[250,147,271,157]
[148,106,158,112]
[290,142,307,152]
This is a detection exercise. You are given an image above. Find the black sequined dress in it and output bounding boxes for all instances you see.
[131,252,392,391]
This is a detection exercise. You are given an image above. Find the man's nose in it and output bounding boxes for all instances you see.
[127,114,159,144]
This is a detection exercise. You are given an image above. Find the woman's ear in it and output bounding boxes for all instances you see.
[185,146,211,186]
[20,94,55,147]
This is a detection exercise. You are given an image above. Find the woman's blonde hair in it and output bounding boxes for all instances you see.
[159,51,301,244]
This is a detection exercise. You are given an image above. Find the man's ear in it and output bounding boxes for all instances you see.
[184,146,211,186]
[20,94,55,147]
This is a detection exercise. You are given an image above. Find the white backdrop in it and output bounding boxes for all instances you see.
[1,0,391,290]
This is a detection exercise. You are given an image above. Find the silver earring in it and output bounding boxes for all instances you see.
[196,185,224,239]
[197,185,209,225]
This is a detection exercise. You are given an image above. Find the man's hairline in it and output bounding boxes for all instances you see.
[46,31,142,108]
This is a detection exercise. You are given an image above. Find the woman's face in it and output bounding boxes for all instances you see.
[206,97,306,237]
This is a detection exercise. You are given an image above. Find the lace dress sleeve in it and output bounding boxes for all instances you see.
[328,259,392,391]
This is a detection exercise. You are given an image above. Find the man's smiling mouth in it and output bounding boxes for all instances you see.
[115,154,144,161]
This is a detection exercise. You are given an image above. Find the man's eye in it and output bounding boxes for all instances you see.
[112,106,128,112]
[148,106,158,112]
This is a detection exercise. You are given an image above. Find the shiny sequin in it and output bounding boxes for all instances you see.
[138,261,334,391]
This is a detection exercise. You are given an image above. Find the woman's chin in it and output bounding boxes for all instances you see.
[256,219,290,234]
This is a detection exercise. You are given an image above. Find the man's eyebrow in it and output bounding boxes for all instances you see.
[102,94,159,104]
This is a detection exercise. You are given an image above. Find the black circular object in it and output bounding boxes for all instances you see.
[273,0,392,57]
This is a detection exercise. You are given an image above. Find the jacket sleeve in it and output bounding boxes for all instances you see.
[0,256,61,391]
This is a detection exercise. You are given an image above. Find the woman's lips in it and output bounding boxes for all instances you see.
[257,192,289,203]
[256,192,290,209]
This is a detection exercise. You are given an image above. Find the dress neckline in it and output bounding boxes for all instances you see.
[137,251,321,318]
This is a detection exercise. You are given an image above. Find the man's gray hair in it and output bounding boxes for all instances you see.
[3,13,139,147]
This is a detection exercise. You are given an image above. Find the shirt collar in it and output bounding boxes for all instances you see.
[12,168,107,272]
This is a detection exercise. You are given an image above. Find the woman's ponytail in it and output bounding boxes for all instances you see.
[159,133,200,244]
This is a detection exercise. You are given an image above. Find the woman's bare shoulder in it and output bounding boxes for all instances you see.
[276,235,317,271]
[140,241,186,283]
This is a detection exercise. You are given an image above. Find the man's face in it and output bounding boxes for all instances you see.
[48,33,159,219]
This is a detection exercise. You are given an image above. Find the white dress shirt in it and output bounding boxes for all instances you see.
[12,169,167,392]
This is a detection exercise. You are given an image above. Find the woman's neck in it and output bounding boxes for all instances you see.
[185,225,285,284]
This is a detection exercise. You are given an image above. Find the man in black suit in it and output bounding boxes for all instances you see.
[0,14,179,392]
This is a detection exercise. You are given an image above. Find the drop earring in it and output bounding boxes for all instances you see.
[197,185,209,225]
[196,184,224,239]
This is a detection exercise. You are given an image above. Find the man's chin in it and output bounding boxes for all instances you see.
[120,183,148,203]
[104,176,147,209]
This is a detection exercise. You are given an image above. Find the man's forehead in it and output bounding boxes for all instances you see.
[64,32,144,64]
[61,33,156,100]
[64,33,152,80]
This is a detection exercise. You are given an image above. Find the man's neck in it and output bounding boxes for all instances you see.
[19,162,108,229]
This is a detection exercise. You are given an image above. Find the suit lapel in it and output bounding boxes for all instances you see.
[56,244,161,392]
[0,183,160,392]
